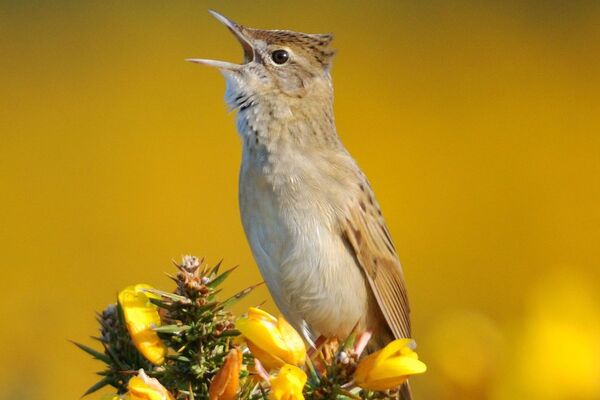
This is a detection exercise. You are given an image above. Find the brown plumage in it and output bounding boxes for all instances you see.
[189,11,414,399]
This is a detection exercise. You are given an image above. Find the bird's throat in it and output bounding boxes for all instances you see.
[235,95,339,155]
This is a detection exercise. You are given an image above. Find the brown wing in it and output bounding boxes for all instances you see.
[341,182,411,339]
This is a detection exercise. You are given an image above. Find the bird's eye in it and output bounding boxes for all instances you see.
[271,49,289,65]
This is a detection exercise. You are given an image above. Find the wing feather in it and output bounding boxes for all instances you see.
[341,186,411,339]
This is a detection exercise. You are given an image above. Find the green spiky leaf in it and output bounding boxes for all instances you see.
[218,329,241,337]
[208,259,223,277]
[71,340,111,364]
[82,377,112,397]
[154,324,190,334]
[207,266,238,288]
[144,288,190,303]
[217,283,263,310]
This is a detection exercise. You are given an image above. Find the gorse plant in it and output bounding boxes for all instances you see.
[75,256,426,399]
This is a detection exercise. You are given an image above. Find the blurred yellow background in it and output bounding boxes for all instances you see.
[1,1,599,399]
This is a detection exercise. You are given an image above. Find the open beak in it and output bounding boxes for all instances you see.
[186,10,254,70]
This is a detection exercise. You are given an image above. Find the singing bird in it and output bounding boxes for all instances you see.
[189,10,412,397]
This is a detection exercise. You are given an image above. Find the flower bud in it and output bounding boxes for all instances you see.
[209,348,243,400]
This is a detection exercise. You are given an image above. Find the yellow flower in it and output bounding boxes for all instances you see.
[209,348,243,400]
[354,338,427,391]
[269,364,307,400]
[237,307,306,370]
[127,369,174,400]
[118,284,167,365]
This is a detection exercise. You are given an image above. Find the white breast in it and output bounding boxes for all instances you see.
[238,138,369,340]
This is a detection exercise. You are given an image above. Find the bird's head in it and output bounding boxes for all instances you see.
[188,11,335,112]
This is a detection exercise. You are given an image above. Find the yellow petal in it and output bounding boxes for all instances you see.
[354,351,380,385]
[248,307,279,324]
[354,338,427,391]
[371,356,427,381]
[246,340,286,370]
[374,338,415,365]
[128,370,174,400]
[357,376,410,392]
[118,284,167,365]
[281,364,307,385]
[237,318,287,356]
[277,317,306,365]
[237,308,306,369]
[269,364,307,400]
[236,308,306,368]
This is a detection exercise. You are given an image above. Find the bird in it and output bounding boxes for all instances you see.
[188,10,413,398]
